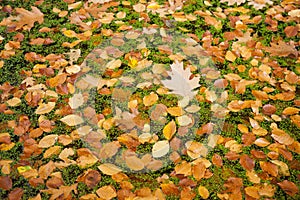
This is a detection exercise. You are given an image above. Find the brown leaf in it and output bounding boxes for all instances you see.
[242,133,256,146]
[284,26,299,38]
[84,170,101,188]
[48,74,67,87]
[161,183,180,195]
[245,186,259,199]
[8,188,24,200]
[98,163,122,176]
[0,6,44,31]
[260,161,278,177]
[212,153,223,167]
[0,176,12,190]
[277,180,299,196]
[271,128,294,145]
[262,104,276,115]
[175,161,192,176]
[35,102,56,115]
[240,155,255,171]
[264,41,298,57]
[252,90,268,100]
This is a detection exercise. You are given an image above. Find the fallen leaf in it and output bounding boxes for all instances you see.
[271,128,294,145]
[38,134,58,148]
[98,163,122,175]
[143,92,158,106]
[96,185,117,200]
[35,102,56,114]
[152,140,169,158]
[125,156,144,171]
[60,114,84,126]
[277,180,299,196]
[240,154,255,171]
[6,97,21,107]
[161,60,200,99]
[0,176,12,190]
[69,93,84,109]
[198,186,210,199]
[245,186,259,199]
[260,161,278,177]
[163,120,176,140]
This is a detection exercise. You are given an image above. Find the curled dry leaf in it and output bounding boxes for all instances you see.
[35,102,56,115]
[38,134,58,148]
[60,114,84,126]
[6,97,21,107]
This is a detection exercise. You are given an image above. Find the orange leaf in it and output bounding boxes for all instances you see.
[163,120,176,140]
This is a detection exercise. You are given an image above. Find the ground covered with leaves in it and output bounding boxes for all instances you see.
[0,0,299,199]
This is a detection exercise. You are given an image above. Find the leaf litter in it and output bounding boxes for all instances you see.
[0,0,299,199]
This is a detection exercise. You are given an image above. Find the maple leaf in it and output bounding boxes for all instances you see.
[161,60,200,99]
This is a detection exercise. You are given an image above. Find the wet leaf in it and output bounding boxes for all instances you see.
[277,180,299,196]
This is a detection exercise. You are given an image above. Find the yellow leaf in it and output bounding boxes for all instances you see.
[198,186,210,199]
[17,166,32,173]
[128,56,138,68]
[163,120,176,140]
[63,30,77,38]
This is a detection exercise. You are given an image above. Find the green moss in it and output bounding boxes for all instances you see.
[61,164,84,185]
